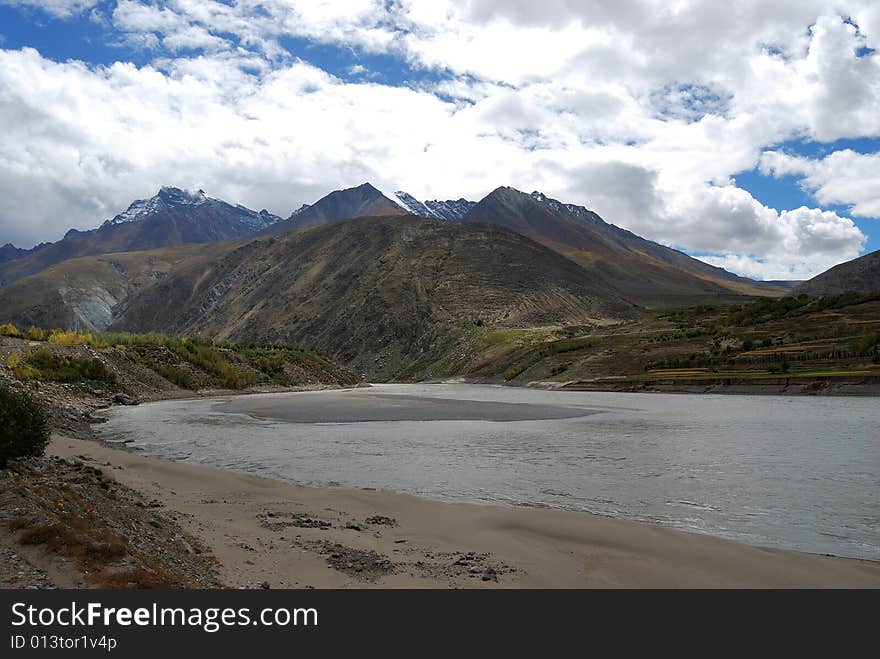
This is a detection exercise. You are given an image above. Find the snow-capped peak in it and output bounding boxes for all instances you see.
[529,190,605,226]
[102,186,211,227]
[389,190,476,220]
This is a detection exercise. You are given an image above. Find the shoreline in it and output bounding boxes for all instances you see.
[52,381,371,442]
[45,434,880,588]
[525,375,880,396]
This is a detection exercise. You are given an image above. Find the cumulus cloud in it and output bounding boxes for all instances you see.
[0,0,878,280]
[0,0,99,18]
[760,149,880,218]
[698,206,866,280]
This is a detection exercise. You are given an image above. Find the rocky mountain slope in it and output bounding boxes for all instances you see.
[0,242,41,265]
[0,188,279,287]
[2,181,789,311]
[0,244,226,331]
[795,250,880,296]
[263,182,785,307]
[390,191,476,219]
[460,186,786,306]
[267,183,409,234]
[112,216,637,379]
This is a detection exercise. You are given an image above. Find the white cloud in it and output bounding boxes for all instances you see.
[0,0,99,18]
[760,149,880,219]
[0,1,878,279]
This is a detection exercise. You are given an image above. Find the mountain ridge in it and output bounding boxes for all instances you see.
[110,216,637,379]
[2,180,793,308]
[265,183,410,234]
[795,249,880,296]
[0,188,281,287]
[458,186,787,306]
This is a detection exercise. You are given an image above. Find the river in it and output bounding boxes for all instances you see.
[93,384,880,560]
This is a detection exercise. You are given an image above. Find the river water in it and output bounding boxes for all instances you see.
[93,384,880,560]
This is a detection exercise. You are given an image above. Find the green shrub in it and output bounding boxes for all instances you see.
[24,349,117,384]
[0,385,49,468]
[155,364,195,389]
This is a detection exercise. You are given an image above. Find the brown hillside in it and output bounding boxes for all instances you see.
[113,216,637,379]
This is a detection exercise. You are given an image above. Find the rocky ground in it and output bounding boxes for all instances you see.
[252,507,516,586]
[0,546,55,589]
[0,454,220,589]
[0,336,370,589]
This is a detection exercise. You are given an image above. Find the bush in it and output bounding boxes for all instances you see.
[0,385,49,468]
[47,329,93,346]
[0,323,21,338]
[155,364,194,389]
[25,327,46,341]
[24,349,117,384]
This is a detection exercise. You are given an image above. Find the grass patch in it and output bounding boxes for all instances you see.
[18,348,117,384]
[18,522,127,562]
[93,568,182,589]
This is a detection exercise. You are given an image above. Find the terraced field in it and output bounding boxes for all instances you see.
[400,292,880,389]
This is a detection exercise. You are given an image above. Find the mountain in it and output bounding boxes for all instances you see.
[266,183,409,234]
[0,244,217,331]
[795,250,880,296]
[111,216,636,380]
[0,188,280,287]
[265,182,785,306]
[267,183,477,234]
[460,186,787,306]
[100,186,279,232]
[0,243,33,265]
[390,191,476,219]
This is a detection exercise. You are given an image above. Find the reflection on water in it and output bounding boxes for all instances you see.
[94,384,880,560]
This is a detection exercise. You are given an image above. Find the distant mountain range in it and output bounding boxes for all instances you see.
[0,179,877,379]
[262,182,789,305]
[4,180,874,305]
[0,242,37,265]
[0,187,280,286]
[2,180,779,305]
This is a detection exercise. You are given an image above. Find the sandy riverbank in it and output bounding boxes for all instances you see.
[551,375,880,396]
[49,435,880,588]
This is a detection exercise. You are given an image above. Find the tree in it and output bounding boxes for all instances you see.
[0,385,49,468]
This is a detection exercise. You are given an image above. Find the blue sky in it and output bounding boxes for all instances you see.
[0,0,878,280]
[735,136,880,254]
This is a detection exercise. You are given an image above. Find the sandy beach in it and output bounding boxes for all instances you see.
[48,435,880,588]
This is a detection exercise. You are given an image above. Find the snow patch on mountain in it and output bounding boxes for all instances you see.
[391,191,475,220]
[529,191,606,226]
[101,187,279,230]
[103,187,208,227]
